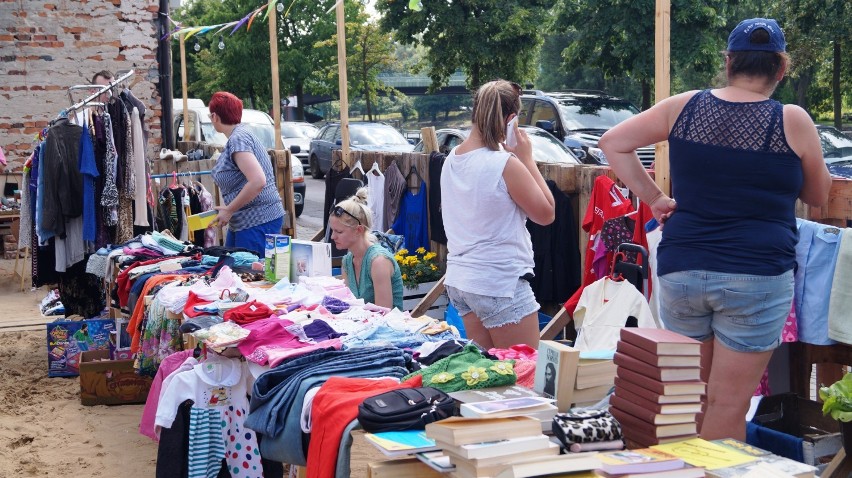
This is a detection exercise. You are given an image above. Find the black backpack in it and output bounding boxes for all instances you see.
[357,387,455,433]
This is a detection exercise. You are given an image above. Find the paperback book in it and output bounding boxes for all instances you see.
[597,447,685,475]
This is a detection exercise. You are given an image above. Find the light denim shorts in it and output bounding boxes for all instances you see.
[446,278,541,329]
[657,270,794,353]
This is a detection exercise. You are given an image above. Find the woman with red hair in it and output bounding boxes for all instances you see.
[209,91,285,257]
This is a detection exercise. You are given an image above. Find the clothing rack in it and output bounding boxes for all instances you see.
[59,69,135,118]
[150,170,213,179]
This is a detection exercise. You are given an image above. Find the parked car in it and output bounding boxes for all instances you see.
[413,125,583,165]
[819,125,852,179]
[309,122,415,179]
[280,122,319,172]
[519,90,655,167]
[172,106,306,217]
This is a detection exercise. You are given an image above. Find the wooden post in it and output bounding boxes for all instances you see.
[179,34,189,142]
[654,0,671,195]
[420,127,439,154]
[269,3,283,150]
[335,0,351,167]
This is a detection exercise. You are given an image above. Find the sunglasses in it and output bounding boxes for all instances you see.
[330,205,361,225]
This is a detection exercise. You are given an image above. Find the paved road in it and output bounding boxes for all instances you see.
[295,176,326,239]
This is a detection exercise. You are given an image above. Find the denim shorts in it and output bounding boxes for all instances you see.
[446,278,540,329]
[657,270,794,353]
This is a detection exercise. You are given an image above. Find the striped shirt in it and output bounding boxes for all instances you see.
[212,123,285,231]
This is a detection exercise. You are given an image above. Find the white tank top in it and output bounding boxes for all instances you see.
[441,146,534,298]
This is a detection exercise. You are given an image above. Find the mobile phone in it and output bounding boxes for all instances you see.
[505,116,518,148]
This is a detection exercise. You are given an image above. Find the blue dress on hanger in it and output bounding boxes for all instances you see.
[391,181,429,252]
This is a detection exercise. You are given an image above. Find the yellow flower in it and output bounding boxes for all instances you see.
[401,274,407,280]
[398,248,409,256]
[430,372,455,384]
[490,362,514,375]
[430,264,438,271]
[424,252,437,261]
[416,247,427,254]
[461,366,489,386]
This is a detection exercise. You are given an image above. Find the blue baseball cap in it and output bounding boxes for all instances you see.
[727,18,786,53]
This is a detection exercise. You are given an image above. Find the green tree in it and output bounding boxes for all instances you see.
[173,0,358,119]
[375,0,551,90]
[276,0,362,120]
[773,0,851,125]
[316,15,398,121]
[554,0,729,109]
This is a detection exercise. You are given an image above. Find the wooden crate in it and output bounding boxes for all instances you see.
[402,281,448,320]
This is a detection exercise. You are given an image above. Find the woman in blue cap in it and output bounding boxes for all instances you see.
[598,18,831,440]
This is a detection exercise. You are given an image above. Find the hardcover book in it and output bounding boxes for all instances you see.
[612,387,702,414]
[614,352,701,382]
[614,376,703,404]
[617,340,702,367]
[617,367,706,396]
[609,393,697,425]
[609,406,698,438]
[620,327,702,356]
[533,340,580,410]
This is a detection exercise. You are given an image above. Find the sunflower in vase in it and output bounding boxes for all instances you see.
[394,247,442,289]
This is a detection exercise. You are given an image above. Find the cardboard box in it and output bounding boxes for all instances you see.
[264,234,291,282]
[79,350,153,406]
[264,234,277,282]
[290,239,332,280]
[47,318,114,378]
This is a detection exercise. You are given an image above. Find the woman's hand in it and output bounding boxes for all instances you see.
[502,117,533,163]
[649,193,677,226]
[213,206,234,228]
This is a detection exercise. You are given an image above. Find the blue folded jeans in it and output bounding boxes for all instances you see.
[245,346,408,465]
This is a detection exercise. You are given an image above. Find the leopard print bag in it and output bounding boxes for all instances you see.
[551,409,623,447]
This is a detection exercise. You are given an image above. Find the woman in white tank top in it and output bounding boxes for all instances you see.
[441,80,556,349]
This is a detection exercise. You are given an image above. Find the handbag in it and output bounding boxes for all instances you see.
[552,408,622,447]
[357,387,455,433]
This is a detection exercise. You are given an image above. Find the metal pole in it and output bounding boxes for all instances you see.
[179,34,189,142]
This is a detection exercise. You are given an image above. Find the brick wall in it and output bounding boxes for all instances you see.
[0,0,165,171]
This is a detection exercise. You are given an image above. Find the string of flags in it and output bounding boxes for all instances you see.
[161,0,424,43]
[161,0,296,41]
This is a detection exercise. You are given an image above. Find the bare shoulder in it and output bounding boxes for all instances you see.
[782,104,815,127]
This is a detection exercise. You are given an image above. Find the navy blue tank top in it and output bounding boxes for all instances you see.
[657,90,802,276]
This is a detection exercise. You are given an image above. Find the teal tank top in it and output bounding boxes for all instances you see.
[342,244,404,310]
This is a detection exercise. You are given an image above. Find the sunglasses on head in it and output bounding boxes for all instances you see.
[330,205,361,225]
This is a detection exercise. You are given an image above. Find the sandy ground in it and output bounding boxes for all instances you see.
[0,257,386,477]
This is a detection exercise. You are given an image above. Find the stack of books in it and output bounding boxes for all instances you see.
[425,416,600,478]
[534,340,617,410]
[574,356,618,407]
[610,328,705,447]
